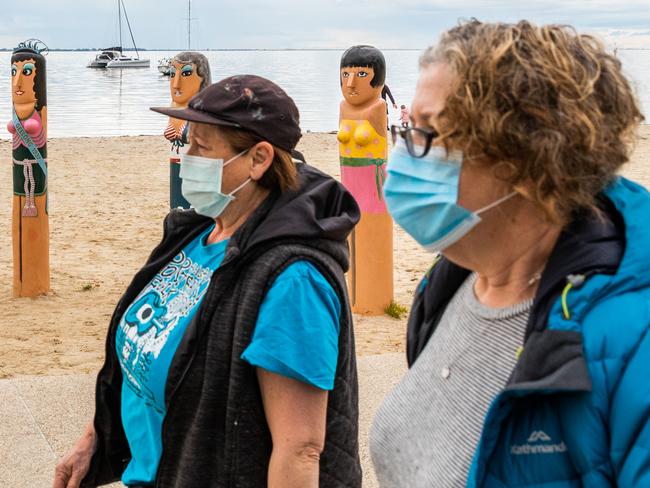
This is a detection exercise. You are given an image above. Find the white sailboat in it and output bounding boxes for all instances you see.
[108,56,150,68]
[87,47,122,68]
[106,0,150,68]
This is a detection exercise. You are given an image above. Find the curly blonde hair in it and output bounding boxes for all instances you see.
[421,19,644,223]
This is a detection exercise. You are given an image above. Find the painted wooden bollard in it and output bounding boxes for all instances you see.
[338,45,393,315]
[165,51,211,208]
[7,39,50,297]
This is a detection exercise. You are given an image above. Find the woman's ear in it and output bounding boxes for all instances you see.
[249,141,274,181]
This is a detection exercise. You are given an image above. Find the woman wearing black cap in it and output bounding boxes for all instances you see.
[54,75,362,488]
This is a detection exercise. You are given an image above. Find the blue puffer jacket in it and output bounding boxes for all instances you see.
[407,177,650,487]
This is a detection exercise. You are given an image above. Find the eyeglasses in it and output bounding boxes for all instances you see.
[390,125,439,158]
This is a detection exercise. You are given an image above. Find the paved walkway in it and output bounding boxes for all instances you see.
[0,353,406,488]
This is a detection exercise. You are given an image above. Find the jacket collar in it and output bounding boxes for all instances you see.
[510,195,624,392]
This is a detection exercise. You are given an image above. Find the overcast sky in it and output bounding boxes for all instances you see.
[2,0,650,50]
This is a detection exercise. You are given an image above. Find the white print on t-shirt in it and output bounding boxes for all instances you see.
[116,251,214,407]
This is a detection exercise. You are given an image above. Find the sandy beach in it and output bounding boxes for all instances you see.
[1,128,649,378]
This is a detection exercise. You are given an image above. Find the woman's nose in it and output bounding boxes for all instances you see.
[13,72,22,88]
[347,75,355,88]
[172,75,181,89]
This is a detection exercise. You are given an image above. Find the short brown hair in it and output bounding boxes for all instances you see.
[218,126,299,193]
[421,19,644,223]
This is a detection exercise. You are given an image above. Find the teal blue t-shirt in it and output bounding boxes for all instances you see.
[115,224,341,485]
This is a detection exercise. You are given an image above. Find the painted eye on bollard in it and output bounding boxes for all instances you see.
[22,63,35,76]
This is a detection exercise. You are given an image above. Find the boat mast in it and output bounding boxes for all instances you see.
[120,0,140,59]
[185,0,197,50]
[118,0,122,50]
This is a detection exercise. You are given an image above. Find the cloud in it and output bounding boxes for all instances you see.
[2,0,650,49]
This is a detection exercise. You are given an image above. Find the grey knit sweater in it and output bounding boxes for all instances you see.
[370,274,531,487]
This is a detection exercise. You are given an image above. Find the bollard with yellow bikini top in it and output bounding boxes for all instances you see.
[7,39,50,297]
[338,45,393,315]
[165,51,211,209]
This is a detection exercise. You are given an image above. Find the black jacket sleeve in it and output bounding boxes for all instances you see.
[381,85,396,105]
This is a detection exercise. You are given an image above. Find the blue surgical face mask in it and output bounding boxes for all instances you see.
[384,140,516,253]
[179,149,251,218]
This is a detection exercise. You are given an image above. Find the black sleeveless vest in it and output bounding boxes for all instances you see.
[83,165,362,487]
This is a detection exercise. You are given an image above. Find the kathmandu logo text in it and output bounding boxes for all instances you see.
[510,431,567,455]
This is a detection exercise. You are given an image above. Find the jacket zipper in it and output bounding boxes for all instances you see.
[472,273,593,486]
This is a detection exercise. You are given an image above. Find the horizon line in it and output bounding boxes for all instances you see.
[2,46,648,52]
[0,47,426,52]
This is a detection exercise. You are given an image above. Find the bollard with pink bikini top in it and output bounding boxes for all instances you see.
[8,39,50,297]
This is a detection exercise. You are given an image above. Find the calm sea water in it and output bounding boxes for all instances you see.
[0,49,648,138]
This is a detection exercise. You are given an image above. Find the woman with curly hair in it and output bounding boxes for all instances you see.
[370,19,647,487]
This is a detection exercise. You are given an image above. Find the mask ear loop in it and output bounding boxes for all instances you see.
[227,177,252,198]
[222,148,251,167]
[475,191,517,216]
[224,147,256,198]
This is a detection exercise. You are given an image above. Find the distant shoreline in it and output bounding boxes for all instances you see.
[0,48,426,52]
[1,47,648,52]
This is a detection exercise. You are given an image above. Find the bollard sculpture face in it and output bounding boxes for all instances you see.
[169,51,211,107]
[170,61,203,106]
[339,45,386,109]
[11,48,46,120]
[11,59,37,107]
[340,66,382,107]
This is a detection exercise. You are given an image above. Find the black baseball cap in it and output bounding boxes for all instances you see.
[151,74,302,152]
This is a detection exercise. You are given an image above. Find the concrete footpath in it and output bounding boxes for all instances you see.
[0,353,406,488]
